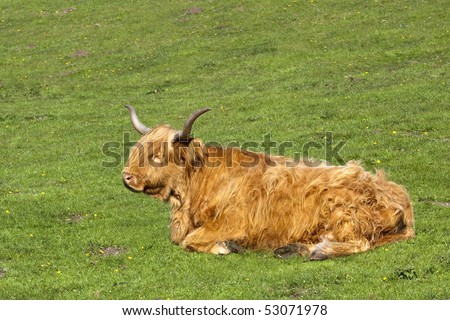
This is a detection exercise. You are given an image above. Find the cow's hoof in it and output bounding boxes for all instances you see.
[224,240,245,254]
[274,244,299,259]
[274,243,310,259]
[215,241,244,254]
[309,250,328,261]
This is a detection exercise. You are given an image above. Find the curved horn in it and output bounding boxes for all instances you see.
[124,105,151,135]
[174,108,211,142]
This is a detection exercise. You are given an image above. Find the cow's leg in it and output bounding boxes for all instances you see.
[370,226,415,248]
[180,226,244,254]
[309,238,371,260]
[169,209,194,244]
[309,225,414,260]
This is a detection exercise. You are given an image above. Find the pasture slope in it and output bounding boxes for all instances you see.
[0,0,449,299]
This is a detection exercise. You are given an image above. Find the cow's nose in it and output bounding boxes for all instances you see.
[122,173,142,192]
[122,173,135,185]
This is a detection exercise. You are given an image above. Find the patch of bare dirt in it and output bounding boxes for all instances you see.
[55,70,79,78]
[418,198,450,207]
[186,7,203,15]
[0,269,6,278]
[60,7,76,15]
[433,201,450,207]
[346,75,363,84]
[72,50,89,58]
[99,246,126,257]
[65,214,86,224]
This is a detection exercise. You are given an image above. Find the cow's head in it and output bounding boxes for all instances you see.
[122,105,210,200]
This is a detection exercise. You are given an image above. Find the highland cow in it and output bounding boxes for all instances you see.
[122,106,414,260]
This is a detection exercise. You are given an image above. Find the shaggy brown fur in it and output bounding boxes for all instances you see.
[123,112,414,260]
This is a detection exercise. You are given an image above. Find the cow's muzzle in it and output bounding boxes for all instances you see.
[122,173,143,193]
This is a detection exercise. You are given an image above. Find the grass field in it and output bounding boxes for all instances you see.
[0,0,449,299]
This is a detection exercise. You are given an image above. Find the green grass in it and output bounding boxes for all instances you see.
[0,0,449,299]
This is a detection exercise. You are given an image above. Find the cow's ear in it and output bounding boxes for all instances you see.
[172,138,205,168]
[188,138,205,166]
